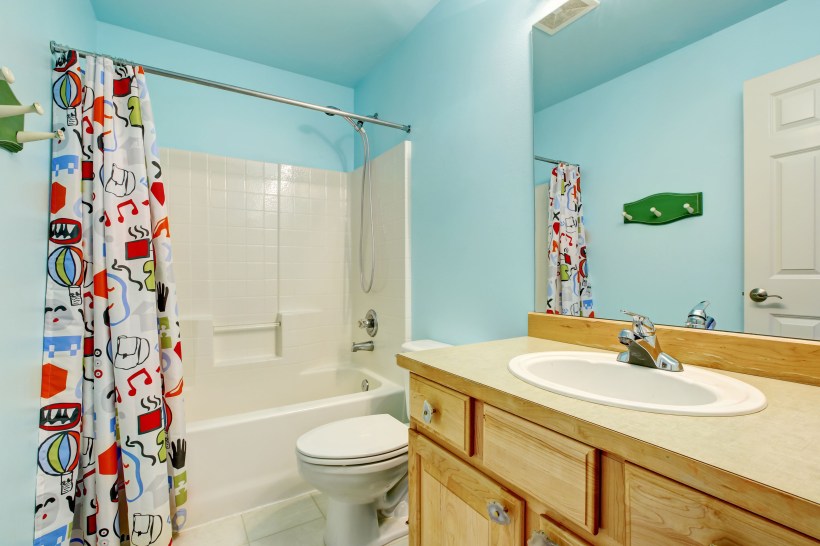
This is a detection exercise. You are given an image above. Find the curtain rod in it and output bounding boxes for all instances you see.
[50,41,411,133]
[534,154,578,167]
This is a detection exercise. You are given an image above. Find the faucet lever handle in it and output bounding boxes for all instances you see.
[620,309,656,337]
[618,329,636,346]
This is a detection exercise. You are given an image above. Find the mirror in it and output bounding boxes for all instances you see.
[532,0,820,340]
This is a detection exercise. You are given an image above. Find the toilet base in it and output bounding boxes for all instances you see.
[325,499,378,546]
[324,497,409,546]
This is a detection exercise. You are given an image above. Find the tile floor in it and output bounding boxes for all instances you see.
[174,492,409,546]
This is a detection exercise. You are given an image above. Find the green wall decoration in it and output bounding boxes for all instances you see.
[622,192,703,225]
[0,79,24,153]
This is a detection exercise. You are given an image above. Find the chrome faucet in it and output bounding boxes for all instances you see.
[685,300,716,330]
[351,341,374,352]
[617,310,683,372]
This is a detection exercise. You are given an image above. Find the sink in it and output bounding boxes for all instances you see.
[508,351,767,416]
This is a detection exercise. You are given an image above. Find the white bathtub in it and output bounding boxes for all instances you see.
[182,364,405,527]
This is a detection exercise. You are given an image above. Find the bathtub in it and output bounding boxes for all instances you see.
[182,364,406,528]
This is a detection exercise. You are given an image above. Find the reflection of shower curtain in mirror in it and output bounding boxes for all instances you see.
[34,51,187,546]
[546,164,594,317]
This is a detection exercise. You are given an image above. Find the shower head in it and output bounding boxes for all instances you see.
[343,115,366,134]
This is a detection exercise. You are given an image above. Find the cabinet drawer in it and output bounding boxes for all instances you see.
[482,405,599,534]
[625,463,816,545]
[409,375,472,455]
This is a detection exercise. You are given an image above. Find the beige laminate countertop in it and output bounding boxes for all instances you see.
[398,336,820,506]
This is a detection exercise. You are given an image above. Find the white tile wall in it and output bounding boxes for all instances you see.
[161,147,364,379]
[350,142,412,390]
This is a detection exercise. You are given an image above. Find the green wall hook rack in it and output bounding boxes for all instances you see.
[622,192,703,225]
[0,65,59,153]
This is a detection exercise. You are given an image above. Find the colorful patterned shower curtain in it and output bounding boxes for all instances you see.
[35,51,187,546]
[546,163,594,317]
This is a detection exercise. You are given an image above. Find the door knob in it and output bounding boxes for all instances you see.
[749,288,783,302]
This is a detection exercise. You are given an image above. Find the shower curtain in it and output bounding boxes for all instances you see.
[546,163,594,317]
[35,51,187,546]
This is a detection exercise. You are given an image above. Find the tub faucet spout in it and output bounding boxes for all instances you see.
[352,341,374,352]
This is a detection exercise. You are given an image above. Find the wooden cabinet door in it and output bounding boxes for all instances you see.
[409,430,524,546]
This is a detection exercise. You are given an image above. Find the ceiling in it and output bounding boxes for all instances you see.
[533,0,787,111]
[89,0,440,87]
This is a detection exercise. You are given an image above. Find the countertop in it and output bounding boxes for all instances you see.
[398,336,820,506]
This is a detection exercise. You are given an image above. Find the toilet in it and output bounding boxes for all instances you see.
[296,339,451,546]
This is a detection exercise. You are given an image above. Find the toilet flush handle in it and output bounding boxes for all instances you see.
[422,400,436,424]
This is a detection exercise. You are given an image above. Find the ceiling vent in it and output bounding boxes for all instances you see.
[534,0,600,35]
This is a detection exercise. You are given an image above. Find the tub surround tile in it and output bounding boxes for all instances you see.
[350,141,412,388]
[175,514,248,546]
[166,143,411,528]
[242,494,323,542]
[164,145,367,379]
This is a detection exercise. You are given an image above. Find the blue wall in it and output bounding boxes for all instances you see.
[96,23,355,171]
[0,2,97,542]
[355,0,542,344]
[534,0,820,330]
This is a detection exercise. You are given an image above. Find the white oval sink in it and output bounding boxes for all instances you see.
[508,351,767,416]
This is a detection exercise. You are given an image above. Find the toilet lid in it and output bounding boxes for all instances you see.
[296,414,408,462]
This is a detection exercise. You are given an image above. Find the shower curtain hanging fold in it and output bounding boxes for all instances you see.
[49,41,412,133]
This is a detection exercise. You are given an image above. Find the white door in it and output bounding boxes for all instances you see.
[744,54,820,339]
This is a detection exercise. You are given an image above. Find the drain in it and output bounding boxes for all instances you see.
[361,379,370,392]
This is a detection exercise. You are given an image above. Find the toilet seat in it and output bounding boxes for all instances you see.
[296,414,408,467]
[297,445,408,466]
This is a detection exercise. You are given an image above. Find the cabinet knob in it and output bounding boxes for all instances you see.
[486,501,511,525]
[528,531,558,546]
[422,400,436,424]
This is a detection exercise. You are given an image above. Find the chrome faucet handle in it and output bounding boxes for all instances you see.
[617,310,682,372]
[357,309,378,337]
[686,300,716,329]
[620,309,656,338]
[618,329,636,346]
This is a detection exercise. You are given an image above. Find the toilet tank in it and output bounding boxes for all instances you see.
[400,340,452,421]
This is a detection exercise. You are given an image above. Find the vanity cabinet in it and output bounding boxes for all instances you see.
[406,372,820,546]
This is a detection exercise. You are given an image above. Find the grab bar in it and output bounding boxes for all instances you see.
[213,322,280,334]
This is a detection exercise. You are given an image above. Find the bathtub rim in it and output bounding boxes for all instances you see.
[186,366,404,433]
